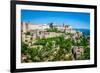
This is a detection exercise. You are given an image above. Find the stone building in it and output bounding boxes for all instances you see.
[72,46,84,60]
[21,22,50,32]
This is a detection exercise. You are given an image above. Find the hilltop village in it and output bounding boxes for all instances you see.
[21,22,90,63]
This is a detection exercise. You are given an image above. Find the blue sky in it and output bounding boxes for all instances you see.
[21,9,90,29]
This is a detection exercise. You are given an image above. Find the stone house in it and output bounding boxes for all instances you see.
[72,46,84,60]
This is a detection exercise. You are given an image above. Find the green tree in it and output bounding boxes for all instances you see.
[21,42,28,54]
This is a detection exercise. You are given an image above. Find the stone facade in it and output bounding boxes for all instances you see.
[72,46,84,60]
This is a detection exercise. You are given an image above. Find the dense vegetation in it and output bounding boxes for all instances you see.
[21,33,90,63]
